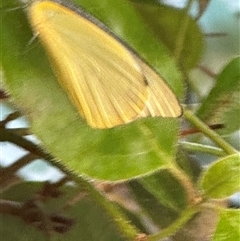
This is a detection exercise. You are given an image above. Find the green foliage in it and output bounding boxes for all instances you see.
[200,154,240,199]
[213,209,240,241]
[130,0,204,70]
[1,182,125,241]
[139,170,187,212]
[212,209,240,241]
[0,0,239,241]
[197,57,240,134]
[1,0,182,180]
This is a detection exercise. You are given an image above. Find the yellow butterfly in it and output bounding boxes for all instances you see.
[27,0,182,128]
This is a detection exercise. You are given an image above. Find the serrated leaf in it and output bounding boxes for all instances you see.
[197,57,240,134]
[212,209,240,241]
[1,0,183,180]
[199,154,240,199]
[130,0,204,70]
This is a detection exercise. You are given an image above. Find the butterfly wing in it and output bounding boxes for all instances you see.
[134,59,182,118]
[28,1,149,128]
[28,1,182,129]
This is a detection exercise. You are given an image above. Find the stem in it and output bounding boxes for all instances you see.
[1,127,52,159]
[53,162,140,240]
[183,109,238,155]
[148,206,198,241]
[74,176,139,240]
[2,127,139,240]
[0,111,22,127]
[0,153,38,185]
[0,200,21,215]
[0,89,9,99]
[168,166,199,204]
[10,127,31,136]
[198,65,217,78]
[174,0,194,63]
[180,141,225,156]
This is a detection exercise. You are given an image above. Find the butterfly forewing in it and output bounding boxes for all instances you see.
[135,60,182,118]
[28,1,182,128]
[29,1,151,128]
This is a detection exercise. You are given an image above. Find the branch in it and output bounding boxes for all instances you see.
[183,109,238,155]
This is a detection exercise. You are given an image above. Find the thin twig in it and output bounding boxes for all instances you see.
[183,109,238,155]
[1,153,39,184]
[180,141,225,156]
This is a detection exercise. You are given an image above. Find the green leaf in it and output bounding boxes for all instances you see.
[1,182,125,241]
[175,149,202,184]
[61,198,125,241]
[212,209,240,241]
[130,0,204,70]
[196,57,240,134]
[129,178,180,228]
[222,97,240,134]
[139,169,187,212]
[1,215,46,241]
[1,181,78,213]
[1,0,183,180]
[199,154,240,199]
